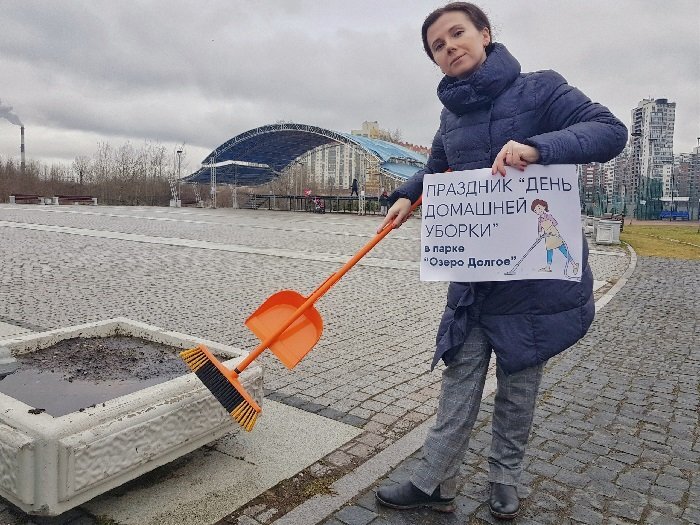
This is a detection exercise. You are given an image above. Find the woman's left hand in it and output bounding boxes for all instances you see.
[492,141,540,176]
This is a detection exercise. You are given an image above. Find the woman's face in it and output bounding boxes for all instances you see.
[534,204,545,215]
[426,11,490,78]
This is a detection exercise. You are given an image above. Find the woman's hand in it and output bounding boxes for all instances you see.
[377,197,412,233]
[492,141,540,176]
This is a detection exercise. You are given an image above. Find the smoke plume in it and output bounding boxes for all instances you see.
[0,98,22,126]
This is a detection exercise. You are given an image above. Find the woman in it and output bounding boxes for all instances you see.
[375,2,626,520]
[531,198,578,274]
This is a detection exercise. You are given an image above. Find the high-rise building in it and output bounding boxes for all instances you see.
[628,98,676,218]
[601,158,616,199]
[578,162,603,212]
[681,141,700,219]
[630,98,676,183]
[300,142,366,191]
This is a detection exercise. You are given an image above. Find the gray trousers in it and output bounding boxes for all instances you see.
[411,326,544,498]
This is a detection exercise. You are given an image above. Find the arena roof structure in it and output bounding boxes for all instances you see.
[184,122,427,186]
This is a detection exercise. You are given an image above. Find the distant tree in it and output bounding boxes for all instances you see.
[389,128,403,143]
[1,139,183,206]
[49,163,70,182]
[116,142,137,181]
[93,142,113,184]
[152,144,167,179]
[72,155,91,185]
[374,127,404,144]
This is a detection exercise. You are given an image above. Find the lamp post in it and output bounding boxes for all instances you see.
[630,131,642,219]
[293,161,303,209]
[232,162,238,209]
[671,167,675,212]
[210,151,217,209]
[298,161,304,196]
[176,149,183,206]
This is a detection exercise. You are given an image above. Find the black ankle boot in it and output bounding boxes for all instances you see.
[489,482,519,519]
[375,481,455,512]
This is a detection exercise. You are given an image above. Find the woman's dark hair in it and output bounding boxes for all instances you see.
[530,199,549,212]
[421,2,493,62]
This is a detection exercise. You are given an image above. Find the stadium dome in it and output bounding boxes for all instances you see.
[184,122,427,186]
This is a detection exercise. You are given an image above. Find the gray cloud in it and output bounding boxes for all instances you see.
[1,0,698,167]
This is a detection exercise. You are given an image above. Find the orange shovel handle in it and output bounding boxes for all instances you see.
[232,195,423,375]
[307,195,423,298]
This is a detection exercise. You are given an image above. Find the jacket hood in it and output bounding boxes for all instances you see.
[437,43,521,115]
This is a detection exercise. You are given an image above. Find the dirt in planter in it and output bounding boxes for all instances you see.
[0,335,193,417]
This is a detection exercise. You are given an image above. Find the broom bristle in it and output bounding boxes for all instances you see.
[180,345,261,431]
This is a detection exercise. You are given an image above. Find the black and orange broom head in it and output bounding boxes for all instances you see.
[180,344,262,431]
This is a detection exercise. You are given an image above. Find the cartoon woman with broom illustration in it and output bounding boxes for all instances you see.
[531,198,578,275]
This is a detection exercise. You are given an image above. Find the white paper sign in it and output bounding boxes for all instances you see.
[420,165,582,282]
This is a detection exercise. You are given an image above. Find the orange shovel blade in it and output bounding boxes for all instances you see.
[244,290,323,369]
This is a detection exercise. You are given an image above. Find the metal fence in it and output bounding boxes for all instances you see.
[244,194,386,215]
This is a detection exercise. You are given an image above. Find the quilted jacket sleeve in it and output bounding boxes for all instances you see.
[389,123,449,205]
[524,70,627,165]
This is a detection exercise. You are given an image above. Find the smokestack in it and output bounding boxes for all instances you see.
[0,99,24,171]
[20,126,25,174]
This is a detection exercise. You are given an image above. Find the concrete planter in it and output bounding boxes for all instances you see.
[595,220,622,245]
[0,318,263,516]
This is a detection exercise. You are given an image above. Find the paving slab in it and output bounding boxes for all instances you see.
[82,400,360,525]
[0,321,30,339]
[0,322,29,378]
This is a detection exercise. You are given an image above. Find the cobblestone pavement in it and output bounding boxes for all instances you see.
[0,205,638,524]
[320,257,699,525]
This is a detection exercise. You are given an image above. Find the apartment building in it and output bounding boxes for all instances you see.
[629,98,676,191]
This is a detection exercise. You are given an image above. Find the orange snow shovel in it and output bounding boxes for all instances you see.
[181,196,423,430]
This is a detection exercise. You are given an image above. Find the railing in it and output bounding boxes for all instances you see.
[245,194,391,215]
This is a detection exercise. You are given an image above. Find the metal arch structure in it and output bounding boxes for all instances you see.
[184,122,427,186]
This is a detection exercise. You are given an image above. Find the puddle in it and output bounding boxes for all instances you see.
[0,370,181,417]
[0,335,191,417]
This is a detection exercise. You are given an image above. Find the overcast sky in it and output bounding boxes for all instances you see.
[1,0,698,175]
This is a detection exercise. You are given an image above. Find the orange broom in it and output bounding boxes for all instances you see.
[181,196,423,431]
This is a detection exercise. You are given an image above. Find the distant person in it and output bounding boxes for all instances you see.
[375,1,626,520]
[379,190,389,215]
[350,178,359,197]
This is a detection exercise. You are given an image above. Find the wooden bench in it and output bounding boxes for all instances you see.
[55,195,97,205]
[9,194,42,204]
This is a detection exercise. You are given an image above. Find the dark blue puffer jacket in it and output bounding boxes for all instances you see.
[391,43,627,374]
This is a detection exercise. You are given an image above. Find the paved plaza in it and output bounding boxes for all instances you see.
[0,204,696,524]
